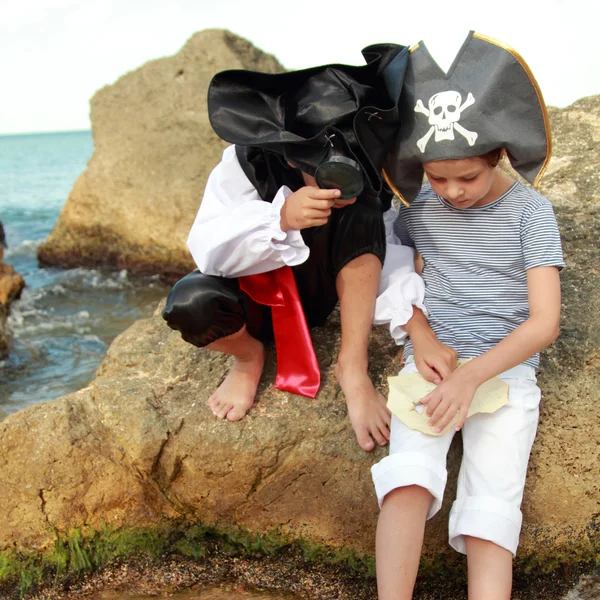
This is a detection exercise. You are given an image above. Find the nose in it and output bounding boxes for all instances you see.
[446,182,464,200]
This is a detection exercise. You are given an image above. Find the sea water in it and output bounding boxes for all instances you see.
[0,131,170,414]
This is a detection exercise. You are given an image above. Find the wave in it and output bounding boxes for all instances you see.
[3,239,42,259]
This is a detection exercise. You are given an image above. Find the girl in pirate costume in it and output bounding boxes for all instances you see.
[372,33,563,598]
[162,45,451,452]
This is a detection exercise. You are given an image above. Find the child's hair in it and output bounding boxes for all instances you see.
[480,148,504,168]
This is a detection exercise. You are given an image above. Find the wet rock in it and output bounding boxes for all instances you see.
[0,260,25,359]
[562,569,600,600]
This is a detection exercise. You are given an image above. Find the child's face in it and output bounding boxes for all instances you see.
[422,157,497,209]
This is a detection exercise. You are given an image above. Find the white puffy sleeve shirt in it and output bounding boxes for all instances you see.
[374,206,427,345]
[187,145,309,277]
[187,146,424,342]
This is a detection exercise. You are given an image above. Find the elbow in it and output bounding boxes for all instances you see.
[187,241,211,275]
[545,320,561,346]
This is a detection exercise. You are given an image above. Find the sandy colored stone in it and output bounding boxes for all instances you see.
[540,95,600,208]
[1,213,599,561]
[37,30,284,281]
[2,132,600,557]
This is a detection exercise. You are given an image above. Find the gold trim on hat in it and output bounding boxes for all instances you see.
[472,32,552,187]
[409,43,420,53]
[383,169,411,207]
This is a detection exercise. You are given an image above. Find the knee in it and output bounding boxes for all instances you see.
[382,485,433,508]
[162,271,245,346]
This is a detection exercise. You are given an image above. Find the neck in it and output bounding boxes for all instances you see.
[478,169,515,206]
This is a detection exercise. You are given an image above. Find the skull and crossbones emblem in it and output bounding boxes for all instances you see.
[414,90,478,152]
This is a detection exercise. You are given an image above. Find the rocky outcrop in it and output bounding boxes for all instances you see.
[541,96,600,208]
[1,189,599,562]
[0,261,25,359]
[37,30,284,281]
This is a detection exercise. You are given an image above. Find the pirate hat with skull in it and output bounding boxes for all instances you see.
[383,31,551,205]
[208,43,409,203]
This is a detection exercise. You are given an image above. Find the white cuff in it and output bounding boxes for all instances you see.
[371,451,447,516]
[269,186,310,266]
[449,496,523,556]
[374,273,427,344]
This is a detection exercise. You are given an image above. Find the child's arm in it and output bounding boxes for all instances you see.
[405,307,458,383]
[375,240,457,383]
[381,204,457,380]
[188,146,314,278]
[421,265,561,432]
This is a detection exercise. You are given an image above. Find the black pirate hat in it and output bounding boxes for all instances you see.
[207,43,409,201]
[383,31,551,205]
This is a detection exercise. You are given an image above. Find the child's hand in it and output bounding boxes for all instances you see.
[420,370,478,433]
[411,332,458,385]
[280,186,341,231]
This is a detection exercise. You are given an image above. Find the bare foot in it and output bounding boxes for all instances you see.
[335,362,391,452]
[207,339,265,422]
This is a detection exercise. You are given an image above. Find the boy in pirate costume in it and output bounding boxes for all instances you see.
[372,33,563,598]
[162,45,449,452]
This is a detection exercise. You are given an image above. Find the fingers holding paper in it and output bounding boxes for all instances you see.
[420,371,478,433]
[386,359,509,436]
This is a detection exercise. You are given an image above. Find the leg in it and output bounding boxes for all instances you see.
[163,271,271,421]
[335,252,390,451]
[205,324,266,421]
[465,537,512,600]
[376,485,432,600]
[448,369,541,596]
[372,388,455,599]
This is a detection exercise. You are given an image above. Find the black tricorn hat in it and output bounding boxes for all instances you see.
[383,31,552,205]
[207,43,409,201]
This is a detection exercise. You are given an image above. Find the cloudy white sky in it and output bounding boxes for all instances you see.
[1,0,598,135]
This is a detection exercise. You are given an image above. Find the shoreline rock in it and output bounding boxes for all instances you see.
[37,30,284,281]
[0,260,25,359]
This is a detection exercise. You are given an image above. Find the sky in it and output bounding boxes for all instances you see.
[1,0,598,135]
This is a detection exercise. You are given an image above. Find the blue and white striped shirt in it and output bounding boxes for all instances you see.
[394,182,564,368]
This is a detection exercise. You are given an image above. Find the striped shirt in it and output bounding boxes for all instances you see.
[394,182,564,368]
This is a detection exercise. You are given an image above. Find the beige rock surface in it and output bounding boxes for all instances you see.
[541,96,600,208]
[37,30,284,281]
[1,208,599,562]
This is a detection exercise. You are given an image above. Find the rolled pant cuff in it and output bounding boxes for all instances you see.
[449,495,523,556]
[371,452,447,518]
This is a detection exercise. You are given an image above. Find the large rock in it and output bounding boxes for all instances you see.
[540,95,600,208]
[37,30,283,281]
[1,193,599,561]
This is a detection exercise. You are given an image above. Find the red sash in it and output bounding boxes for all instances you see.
[238,266,320,398]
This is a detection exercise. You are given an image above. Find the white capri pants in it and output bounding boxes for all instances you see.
[371,361,541,556]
